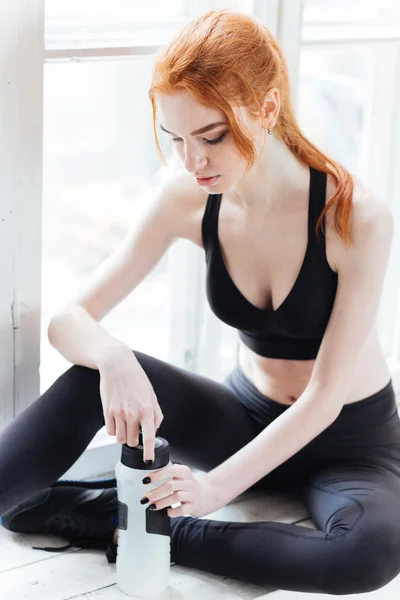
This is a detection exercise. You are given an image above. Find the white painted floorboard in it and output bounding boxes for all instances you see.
[0,487,308,600]
[2,482,400,600]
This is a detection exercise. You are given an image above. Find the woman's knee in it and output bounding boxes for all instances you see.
[360,523,400,592]
[44,363,103,421]
[52,363,101,395]
[323,523,400,594]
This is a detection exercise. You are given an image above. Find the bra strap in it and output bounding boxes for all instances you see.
[308,167,327,245]
[201,193,222,255]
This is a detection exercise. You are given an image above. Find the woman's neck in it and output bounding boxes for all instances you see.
[230,136,310,212]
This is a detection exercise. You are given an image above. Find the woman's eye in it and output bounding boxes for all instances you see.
[206,132,227,145]
[171,132,227,145]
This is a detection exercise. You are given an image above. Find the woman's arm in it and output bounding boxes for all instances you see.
[203,191,394,508]
[47,173,195,369]
[48,305,134,369]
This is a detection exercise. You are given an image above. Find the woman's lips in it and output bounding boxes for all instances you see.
[195,175,219,186]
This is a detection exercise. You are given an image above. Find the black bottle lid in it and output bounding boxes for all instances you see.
[120,426,169,470]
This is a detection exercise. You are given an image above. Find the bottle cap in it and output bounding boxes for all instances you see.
[120,426,169,470]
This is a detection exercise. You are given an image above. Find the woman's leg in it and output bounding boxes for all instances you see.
[4,351,400,594]
[0,351,265,516]
[171,461,400,595]
[169,377,400,594]
[300,463,400,594]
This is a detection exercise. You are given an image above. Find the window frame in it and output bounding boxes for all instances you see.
[0,0,44,427]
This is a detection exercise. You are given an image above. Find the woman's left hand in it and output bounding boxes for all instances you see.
[141,461,221,518]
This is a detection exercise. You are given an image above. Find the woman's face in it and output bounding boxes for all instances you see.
[156,90,266,192]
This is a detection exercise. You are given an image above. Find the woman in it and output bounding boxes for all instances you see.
[1,9,399,594]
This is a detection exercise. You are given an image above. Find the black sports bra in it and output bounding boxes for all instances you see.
[201,166,338,360]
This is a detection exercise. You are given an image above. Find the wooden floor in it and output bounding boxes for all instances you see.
[2,476,400,600]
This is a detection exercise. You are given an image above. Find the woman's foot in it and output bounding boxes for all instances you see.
[1,484,118,562]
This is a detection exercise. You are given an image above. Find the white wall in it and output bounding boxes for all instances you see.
[0,0,44,427]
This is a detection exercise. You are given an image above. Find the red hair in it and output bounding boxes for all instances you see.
[149,9,354,246]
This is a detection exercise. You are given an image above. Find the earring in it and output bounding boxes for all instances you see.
[268,125,273,135]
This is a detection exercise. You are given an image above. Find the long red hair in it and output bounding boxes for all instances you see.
[148,9,354,246]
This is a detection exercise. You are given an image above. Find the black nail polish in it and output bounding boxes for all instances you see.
[148,503,156,510]
[142,476,151,484]
[140,497,149,505]
[145,459,154,465]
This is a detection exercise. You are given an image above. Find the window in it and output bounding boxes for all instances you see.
[297,0,400,361]
[41,57,173,391]
[41,1,255,391]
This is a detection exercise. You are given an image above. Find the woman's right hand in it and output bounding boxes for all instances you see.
[98,349,164,463]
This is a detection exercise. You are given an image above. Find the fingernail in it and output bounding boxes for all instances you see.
[148,503,156,510]
[140,497,149,505]
[145,459,154,465]
[142,476,151,484]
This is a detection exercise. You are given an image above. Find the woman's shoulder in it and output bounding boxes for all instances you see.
[159,168,210,247]
[170,168,209,207]
[325,171,394,270]
[326,170,392,228]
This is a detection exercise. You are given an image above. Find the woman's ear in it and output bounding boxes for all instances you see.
[261,88,280,129]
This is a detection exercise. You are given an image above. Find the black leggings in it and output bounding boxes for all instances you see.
[1,350,400,594]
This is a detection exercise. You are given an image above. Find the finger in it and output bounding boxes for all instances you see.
[150,491,189,511]
[171,463,191,480]
[155,413,163,432]
[104,414,116,437]
[149,461,176,484]
[141,415,156,463]
[166,505,186,518]
[126,420,140,448]
[115,417,127,445]
[145,478,179,501]
[154,407,164,431]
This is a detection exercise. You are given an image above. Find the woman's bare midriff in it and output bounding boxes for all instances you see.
[238,326,392,406]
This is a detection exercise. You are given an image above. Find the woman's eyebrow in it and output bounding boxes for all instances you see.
[159,121,227,136]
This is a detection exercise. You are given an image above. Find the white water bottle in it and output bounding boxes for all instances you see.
[115,429,171,598]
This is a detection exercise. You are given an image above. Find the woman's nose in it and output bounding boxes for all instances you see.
[183,149,207,174]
